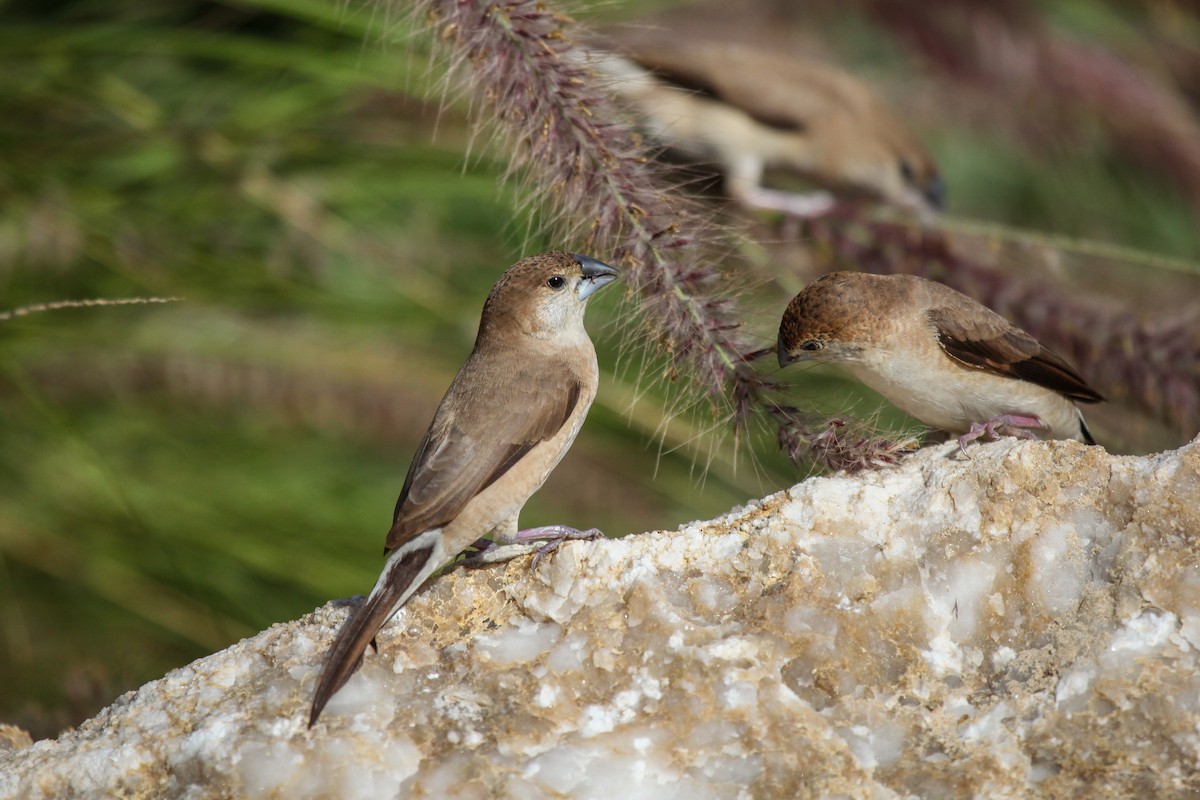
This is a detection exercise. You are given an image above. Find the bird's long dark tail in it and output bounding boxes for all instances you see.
[308,531,443,727]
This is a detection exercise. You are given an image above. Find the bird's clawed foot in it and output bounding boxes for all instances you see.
[461,527,605,568]
[512,525,605,569]
[957,414,1045,454]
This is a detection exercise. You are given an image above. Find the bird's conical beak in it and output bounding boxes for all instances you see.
[923,175,946,212]
[572,254,620,301]
[777,337,796,368]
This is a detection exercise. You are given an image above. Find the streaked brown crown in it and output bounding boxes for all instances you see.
[780,272,870,350]
[475,252,582,337]
[482,252,583,312]
[474,251,618,343]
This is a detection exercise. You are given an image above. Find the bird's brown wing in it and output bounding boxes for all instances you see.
[625,45,813,133]
[384,353,583,553]
[927,301,1103,404]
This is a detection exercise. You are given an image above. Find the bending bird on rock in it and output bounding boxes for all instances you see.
[777,271,1103,448]
[309,251,619,726]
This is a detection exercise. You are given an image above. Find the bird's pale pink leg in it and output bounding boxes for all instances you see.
[958,414,1046,453]
[726,157,837,218]
[744,187,837,218]
[464,527,604,568]
[994,415,1043,438]
[511,525,605,569]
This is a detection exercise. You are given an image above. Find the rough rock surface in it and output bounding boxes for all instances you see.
[3,438,1199,799]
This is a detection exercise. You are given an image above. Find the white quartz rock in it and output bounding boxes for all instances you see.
[3,438,1199,799]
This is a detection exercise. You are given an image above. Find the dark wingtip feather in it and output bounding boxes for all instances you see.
[1016,350,1105,405]
[1079,410,1098,446]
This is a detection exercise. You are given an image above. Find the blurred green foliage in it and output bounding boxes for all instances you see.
[0,0,1196,737]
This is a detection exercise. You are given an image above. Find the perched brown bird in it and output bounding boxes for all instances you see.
[587,36,944,216]
[777,272,1103,447]
[309,252,619,726]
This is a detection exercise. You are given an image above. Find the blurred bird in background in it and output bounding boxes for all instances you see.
[778,272,1104,448]
[585,31,944,217]
[309,252,619,726]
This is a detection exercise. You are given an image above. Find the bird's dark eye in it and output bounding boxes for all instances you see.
[801,340,823,351]
[547,275,566,290]
[899,160,916,183]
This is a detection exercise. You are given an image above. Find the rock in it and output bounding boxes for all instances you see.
[0,726,32,754]
[2,438,1198,799]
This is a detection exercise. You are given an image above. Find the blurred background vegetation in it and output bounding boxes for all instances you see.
[2,0,1198,738]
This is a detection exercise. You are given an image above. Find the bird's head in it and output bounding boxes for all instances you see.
[839,122,945,215]
[896,155,945,215]
[777,271,882,367]
[480,251,620,341]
